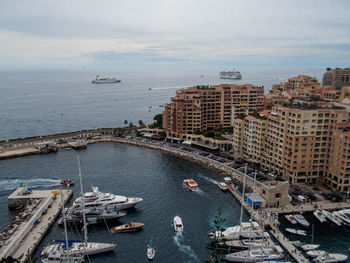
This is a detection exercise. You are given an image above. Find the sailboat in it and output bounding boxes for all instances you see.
[42,157,116,262]
[41,191,85,263]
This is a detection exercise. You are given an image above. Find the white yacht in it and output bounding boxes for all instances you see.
[306,250,327,258]
[314,253,348,263]
[92,75,121,84]
[224,245,284,262]
[314,210,327,223]
[209,221,270,240]
[284,215,297,224]
[224,238,275,249]
[293,214,310,227]
[173,216,183,232]
[73,186,143,210]
[218,181,228,191]
[321,210,343,226]
[285,228,307,236]
[333,209,350,225]
[300,244,320,251]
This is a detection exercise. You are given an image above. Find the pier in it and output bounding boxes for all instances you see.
[0,188,72,262]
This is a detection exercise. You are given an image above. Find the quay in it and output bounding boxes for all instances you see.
[0,188,72,262]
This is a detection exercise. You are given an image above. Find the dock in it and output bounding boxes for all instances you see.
[0,188,73,262]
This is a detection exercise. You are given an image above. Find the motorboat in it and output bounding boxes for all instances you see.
[314,210,327,223]
[111,222,144,233]
[285,228,307,236]
[314,253,348,263]
[147,247,155,260]
[209,221,270,240]
[284,214,297,224]
[92,75,121,84]
[300,244,320,251]
[224,245,284,262]
[183,179,199,191]
[321,210,343,226]
[41,247,85,263]
[58,207,127,225]
[306,250,327,258]
[293,214,310,228]
[218,182,228,191]
[333,209,350,225]
[173,216,183,232]
[73,186,143,210]
[224,238,275,249]
[60,179,74,186]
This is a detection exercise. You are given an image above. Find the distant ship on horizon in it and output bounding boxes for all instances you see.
[92,75,121,84]
[220,69,242,80]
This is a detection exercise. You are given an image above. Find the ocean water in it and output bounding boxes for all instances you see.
[0,68,324,140]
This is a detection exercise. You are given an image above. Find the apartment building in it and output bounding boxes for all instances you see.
[323,67,350,88]
[232,105,350,192]
[270,75,320,95]
[163,84,264,138]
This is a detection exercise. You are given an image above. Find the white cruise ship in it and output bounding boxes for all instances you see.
[73,186,143,210]
[92,75,121,84]
[219,69,242,80]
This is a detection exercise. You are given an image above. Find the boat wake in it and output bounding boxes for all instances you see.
[0,178,61,191]
[196,174,218,185]
[173,232,199,262]
[194,189,208,197]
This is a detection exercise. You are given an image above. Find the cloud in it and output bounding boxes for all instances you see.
[0,0,349,69]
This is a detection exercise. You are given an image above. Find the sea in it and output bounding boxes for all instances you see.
[0,68,349,262]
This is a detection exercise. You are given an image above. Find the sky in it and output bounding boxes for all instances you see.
[0,0,349,70]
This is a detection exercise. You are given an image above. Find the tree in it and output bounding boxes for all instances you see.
[129,122,134,127]
[153,114,163,127]
[124,120,128,126]
[138,120,145,127]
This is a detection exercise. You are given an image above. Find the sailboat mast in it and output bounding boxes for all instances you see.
[78,156,88,246]
[239,163,248,226]
[60,190,70,261]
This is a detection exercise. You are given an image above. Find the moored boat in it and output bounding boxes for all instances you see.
[218,182,228,191]
[183,179,199,191]
[314,253,348,263]
[174,216,183,232]
[147,247,155,260]
[223,238,275,249]
[301,244,320,251]
[224,245,284,262]
[306,250,327,258]
[293,214,310,228]
[285,228,307,236]
[314,210,327,223]
[111,222,144,233]
[333,209,350,225]
[321,210,343,226]
[284,214,297,224]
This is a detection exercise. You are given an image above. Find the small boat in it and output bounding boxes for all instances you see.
[174,216,183,232]
[183,179,199,191]
[314,210,327,223]
[314,253,348,263]
[284,215,297,224]
[321,210,343,226]
[224,238,275,249]
[60,179,74,186]
[285,228,307,236]
[147,247,155,260]
[306,250,327,258]
[218,182,228,191]
[111,222,144,233]
[293,214,310,228]
[333,209,350,225]
[301,244,320,251]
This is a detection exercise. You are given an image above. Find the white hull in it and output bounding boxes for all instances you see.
[321,210,343,226]
[314,210,327,223]
[225,246,284,262]
[285,228,307,236]
[314,253,348,263]
[174,216,183,232]
[284,215,297,224]
[293,214,310,228]
[301,244,320,251]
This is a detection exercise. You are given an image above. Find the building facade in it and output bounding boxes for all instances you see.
[163,84,264,138]
[322,67,350,88]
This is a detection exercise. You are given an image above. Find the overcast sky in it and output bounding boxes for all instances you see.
[0,0,349,70]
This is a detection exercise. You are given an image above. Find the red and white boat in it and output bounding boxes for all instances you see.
[60,179,74,186]
[183,179,199,190]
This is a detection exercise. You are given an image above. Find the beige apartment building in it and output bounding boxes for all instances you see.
[163,84,264,138]
[233,105,350,192]
[323,67,350,88]
[270,75,320,95]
